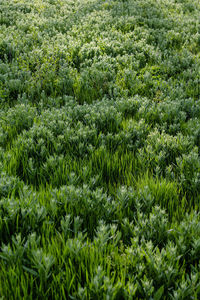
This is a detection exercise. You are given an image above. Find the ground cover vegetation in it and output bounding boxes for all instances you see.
[0,0,200,298]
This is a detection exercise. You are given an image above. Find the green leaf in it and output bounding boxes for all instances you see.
[22,266,38,276]
[153,285,164,300]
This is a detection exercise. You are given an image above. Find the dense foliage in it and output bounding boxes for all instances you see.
[0,0,200,299]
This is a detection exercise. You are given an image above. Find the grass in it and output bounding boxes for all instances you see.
[0,0,200,299]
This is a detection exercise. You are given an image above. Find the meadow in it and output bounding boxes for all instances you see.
[0,0,200,298]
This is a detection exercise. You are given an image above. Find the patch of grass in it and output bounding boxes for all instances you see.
[1,0,200,299]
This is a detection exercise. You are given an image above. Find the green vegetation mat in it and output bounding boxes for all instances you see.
[0,0,200,298]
